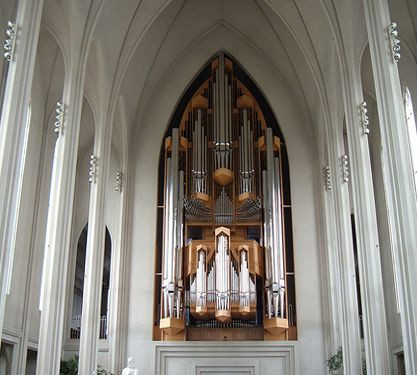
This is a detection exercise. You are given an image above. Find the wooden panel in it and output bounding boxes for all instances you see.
[187,327,263,341]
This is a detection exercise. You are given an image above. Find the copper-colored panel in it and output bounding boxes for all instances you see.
[187,327,264,341]
[213,167,234,186]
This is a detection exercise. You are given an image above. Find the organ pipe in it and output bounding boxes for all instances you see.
[213,52,232,171]
[196,248,207,312]
[192,109,207,194]
[215,227,231,319]
[161,128,184,320]
[264,128,285,318]
[239,109,254,195]
[239,250,250,311]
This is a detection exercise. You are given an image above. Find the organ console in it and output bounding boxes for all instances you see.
[155,52,296,341]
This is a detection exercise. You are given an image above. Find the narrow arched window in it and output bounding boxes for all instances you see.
[6,103,31,294]
[70,225,112,340]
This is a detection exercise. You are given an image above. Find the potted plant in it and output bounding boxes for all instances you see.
[326,347,343,374]
[60,355,113,375]
[326,347,367,375]
[60,355,79,375]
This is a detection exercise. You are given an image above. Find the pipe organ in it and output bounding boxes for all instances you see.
[157,53,296,341]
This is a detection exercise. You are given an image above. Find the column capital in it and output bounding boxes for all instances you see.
[3,21,17,62]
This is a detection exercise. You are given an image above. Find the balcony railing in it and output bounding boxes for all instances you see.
[70,315,108,339]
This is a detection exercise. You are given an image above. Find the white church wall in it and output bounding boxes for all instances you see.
[126,30,325,374]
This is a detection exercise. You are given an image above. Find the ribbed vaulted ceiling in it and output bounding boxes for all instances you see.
[40,0,417,152]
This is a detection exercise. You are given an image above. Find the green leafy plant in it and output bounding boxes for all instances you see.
[362,358,367,375]
[97,364,113,375]
[326,347,367,375]
[60,354,79,375]
[60,354,113,375]
[326,347,343,374]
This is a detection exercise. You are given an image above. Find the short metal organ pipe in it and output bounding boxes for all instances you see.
[192,108,208,195]
[196,250,207,310]
[239,250,250,308]
[239,109,254,194]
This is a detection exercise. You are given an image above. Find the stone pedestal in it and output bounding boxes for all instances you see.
[155,342,299,375]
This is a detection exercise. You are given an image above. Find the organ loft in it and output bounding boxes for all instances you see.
[153,53,297,341]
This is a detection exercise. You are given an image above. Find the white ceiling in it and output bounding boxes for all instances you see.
[38,0,417,159]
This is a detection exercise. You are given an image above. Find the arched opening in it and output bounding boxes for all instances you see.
[153,52,295,341]
[70,224,112,340]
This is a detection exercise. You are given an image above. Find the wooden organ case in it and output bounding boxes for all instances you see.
[154,53,296,342]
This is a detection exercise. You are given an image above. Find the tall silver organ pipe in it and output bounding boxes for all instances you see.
[207,261,215,303]
[215,228,231,316]
[213,52,233,170]
[239,108,254,194]
[175,170,184,318]
[264,128,285,318]
[161,128,183,319]
[196,248,207,312]
[262,169,272,318]
[192,109,207,194]
[231,261,239,303]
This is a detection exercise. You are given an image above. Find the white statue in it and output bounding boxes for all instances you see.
[122,357,139,375]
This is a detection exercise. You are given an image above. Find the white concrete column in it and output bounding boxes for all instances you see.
[78,114,113,374]
[342,66,390,373]
[362,1,417,373]
[320,164,342,353]
[109,162,129,373]
[36,57,87,373]
[0,0,44,343]
[327,128,363,374]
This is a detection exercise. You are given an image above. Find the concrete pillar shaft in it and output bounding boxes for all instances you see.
[342,65,390,374]
[327,125,363,374]
[36,57,87,374]
[363,0,417,373]
[0,0,44,344]
[78,115,113,374]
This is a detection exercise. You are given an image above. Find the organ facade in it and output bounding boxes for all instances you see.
[155,53,296,341]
